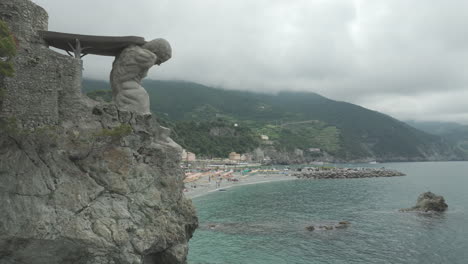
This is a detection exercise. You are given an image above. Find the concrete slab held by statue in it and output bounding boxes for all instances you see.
[40,31,146,56]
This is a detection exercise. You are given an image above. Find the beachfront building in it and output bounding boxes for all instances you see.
[187,152,196,161]
[240,154,252,162]
[229,152,241,161]
[181,149,197,162]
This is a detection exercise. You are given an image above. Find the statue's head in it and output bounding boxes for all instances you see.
[142,38,172,65]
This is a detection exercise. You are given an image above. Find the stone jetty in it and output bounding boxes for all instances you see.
[305,221,351,231]
[293,167,405,179]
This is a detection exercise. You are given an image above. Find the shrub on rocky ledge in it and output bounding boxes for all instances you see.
[0,19,17,77]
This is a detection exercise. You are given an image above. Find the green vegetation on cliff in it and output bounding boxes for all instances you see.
[0,19,16,111]
[0,20,16,77]
[83,79,459,161]
[169,119,260,158]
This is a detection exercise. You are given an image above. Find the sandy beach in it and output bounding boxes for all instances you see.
[184,172,296,199]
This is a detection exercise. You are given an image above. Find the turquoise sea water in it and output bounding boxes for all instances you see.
[188,162,468,264]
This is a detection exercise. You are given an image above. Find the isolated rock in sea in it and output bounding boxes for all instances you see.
[305,221,351,231]
[335,221,351,229]
[401,192,448,212]
[0,1,197,263]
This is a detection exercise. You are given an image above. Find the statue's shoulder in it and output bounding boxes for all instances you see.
[118,45,157,64]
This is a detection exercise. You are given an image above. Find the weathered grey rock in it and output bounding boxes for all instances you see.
[401,192,448,212]
[110,39,172,115]
[0,107,198,264]
[0,1,197,263]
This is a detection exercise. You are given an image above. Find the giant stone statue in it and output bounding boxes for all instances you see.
[39,31,172,115]
[110,39,171,114]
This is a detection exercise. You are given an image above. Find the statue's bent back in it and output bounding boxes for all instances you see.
[110,38,171,115]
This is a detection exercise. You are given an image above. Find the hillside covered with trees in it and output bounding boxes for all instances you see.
[84,79,463,162]
[407,121,468,157]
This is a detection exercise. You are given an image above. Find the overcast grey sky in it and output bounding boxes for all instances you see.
[32,0,468,124]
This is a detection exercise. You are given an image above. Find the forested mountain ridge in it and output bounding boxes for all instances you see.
[407,121,468,157]
[83,79,463,162]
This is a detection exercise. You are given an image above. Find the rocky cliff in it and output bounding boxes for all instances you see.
[0,1,197,263]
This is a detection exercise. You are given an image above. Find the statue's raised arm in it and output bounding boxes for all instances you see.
[110,38,172,115]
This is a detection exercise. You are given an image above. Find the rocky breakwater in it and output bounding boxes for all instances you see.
[305,221,351,231]
[0,1,197,263]
[293,167,405,179]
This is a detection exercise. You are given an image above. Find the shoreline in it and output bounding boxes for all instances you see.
[184,173,295,199]
[184,166,406,199]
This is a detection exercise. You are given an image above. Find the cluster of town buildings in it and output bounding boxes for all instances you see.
[180,134,322,164]
[181,149,197,162]
[181,149,251,163]
[180,134,273,163]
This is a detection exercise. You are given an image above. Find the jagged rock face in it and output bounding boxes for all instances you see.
[413,192,448,212]
[401,192,448,213]
[0,106,198,264]
[0,0,198,263]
